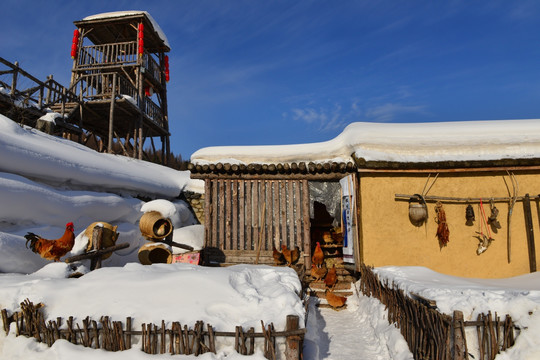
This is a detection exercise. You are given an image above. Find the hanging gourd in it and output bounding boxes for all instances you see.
[164,55,170,82]
[138,23,144,57]
[71,29,80,59]
[408,194,427,227]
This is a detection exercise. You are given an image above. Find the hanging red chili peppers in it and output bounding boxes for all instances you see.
[71,29,80,59]
[435,201,449,248]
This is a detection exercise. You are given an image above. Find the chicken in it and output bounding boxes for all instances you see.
[325,290,347,309]
[290,246,300,265]
[273,245,285,265]
[324,265,338,289]
[312,241,324,267]
[310,263,327,282]
[281,244,291,265]
[25,222,75,262]
[282,245,301,266]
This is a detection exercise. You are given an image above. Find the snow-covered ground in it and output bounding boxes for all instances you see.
[1,112,540,359]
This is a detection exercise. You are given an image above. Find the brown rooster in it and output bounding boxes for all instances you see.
[312,241,324,268]
[324,265,338,289]
[273,245,285,265]
[325,290,347,309]
[25,222,75,262]
[310,263,327,282]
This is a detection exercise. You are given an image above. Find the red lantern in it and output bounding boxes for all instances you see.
[164,55,170,82]
[71,29,80,59]
[138,23,144,57]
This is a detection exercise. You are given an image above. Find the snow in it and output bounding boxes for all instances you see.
[374,266,540,359]
[0,111,539,358]
[191,119,540,165]
[82,11,170,49]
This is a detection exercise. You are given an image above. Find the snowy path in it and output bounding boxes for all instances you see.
[303,284,413,360]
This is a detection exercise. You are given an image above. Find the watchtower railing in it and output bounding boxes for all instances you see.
[76,42,138,69]
[143,96,164,128]
[76,43,163,86]
[0,56,79,111]
[70,72,164,128]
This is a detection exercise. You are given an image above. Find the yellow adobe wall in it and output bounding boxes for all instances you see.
[358,170,540,278]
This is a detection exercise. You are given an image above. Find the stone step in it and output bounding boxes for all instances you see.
[309,290,353,298]
[308,281,352,291]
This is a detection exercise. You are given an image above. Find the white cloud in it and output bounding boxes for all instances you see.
[365,103,428,123]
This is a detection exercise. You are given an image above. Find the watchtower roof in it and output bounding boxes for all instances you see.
[74,11,170,53]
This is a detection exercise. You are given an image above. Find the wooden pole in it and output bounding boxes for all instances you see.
[284,315,301,360]
[90,226,103,270]
[107,73,117,153]
[523,194,537,272]
[453,311,466,360]
[302,180,311,269]
[255,203,266,264]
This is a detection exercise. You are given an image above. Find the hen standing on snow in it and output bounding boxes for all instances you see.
[25,222,75,262]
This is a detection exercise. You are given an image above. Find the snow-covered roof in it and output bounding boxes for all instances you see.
[78,10,170,50]
[191,119,540,166]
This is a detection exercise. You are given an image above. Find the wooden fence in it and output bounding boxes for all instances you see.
[204,179,310,264]
[1,299,304,359]
[359,264,519,360]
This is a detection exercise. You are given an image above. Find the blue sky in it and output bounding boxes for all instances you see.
[3,1,540,159]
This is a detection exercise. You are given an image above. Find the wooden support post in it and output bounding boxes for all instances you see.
[90,226,103,270]
[10,61,18,96]
[523,194,537,272]
[1,309,9,334]
[453,310,466,360]
[107,73,117,153]
[284,315,301,360]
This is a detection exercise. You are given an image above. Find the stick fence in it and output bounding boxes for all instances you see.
[359,264,519,360]
[2,299,304,359]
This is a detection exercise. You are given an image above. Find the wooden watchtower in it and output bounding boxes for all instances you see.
[63,11,171,161]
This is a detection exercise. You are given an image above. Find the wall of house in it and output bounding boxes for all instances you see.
[358,170,540,278]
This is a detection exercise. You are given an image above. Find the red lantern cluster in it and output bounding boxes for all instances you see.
[71,29,80,59]
[164,55,170,82]
[138,23,144,57]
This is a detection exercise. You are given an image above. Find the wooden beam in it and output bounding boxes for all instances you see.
[107,73,117,153]
[523,194,537,272]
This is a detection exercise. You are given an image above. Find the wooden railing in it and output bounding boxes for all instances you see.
[76,43,163,85]
[0,56,79,111]
[77,42,138,69]
[69,72,164,128]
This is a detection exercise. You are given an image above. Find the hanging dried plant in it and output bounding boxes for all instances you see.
[465,204,475,226]
[435,201,449,248]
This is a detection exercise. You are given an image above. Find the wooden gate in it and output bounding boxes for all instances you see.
[204,179,310,266]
